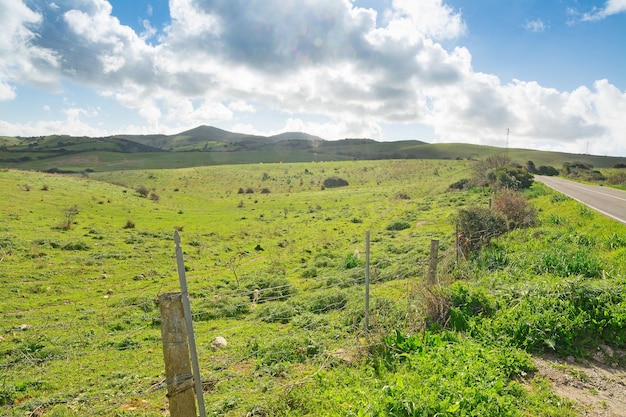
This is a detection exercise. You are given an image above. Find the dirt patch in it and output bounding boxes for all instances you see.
[531,351,626,416]
[415,221,433,227]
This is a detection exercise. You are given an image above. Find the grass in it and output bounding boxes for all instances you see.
[0,160,625,416]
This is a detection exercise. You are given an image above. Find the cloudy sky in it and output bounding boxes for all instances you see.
[1,0,625,156]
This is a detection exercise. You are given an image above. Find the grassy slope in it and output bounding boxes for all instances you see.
[1,161,625,416]
[0,140,626,171]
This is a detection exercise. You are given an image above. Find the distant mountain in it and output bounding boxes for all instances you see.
[2,125,625,173]
[267,132,326,142]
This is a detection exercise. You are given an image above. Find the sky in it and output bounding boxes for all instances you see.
[1,0,625,156]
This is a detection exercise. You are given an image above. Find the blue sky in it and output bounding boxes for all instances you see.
[1,0,625,155]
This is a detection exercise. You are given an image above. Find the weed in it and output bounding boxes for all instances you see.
[343,253,361,269]
[606,232,626,249]
[538,247,602,278]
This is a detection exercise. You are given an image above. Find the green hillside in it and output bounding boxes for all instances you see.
[1,126,624,172]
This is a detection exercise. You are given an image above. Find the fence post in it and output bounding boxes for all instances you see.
[364,230,370,333]
[159,293,197,417]
[427,239,439,285]
[174,231,207,417]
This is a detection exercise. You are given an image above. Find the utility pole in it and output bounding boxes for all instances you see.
[505,128,510,157]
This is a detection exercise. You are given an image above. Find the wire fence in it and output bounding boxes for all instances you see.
[1,223,482,416]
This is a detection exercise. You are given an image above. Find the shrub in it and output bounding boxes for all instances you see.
[492,189,537,229]
[123,220,136,229]
[386,221,410,231]
[448,178,471,190]
[486,167,534,190]
[537,165,559,176]
[447,282,496,331]
[455,206,507,254]
[148,192,160,201]
[58,205,79,230]
[606,172,626,185]
[260,188,271,194]
[322,177,349,188]
[135,185,149,197]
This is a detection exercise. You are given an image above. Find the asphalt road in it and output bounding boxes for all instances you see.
[535,176,626,225]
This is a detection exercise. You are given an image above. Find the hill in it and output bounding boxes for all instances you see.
[0,125,625,172]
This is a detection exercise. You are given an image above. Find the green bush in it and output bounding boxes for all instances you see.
[386,220,410,231]
[455,205,507,253]
[448,282,497,331]
[322,176,349,188]
[487,167,534,190]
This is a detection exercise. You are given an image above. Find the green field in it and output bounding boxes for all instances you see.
[1,160,626,416]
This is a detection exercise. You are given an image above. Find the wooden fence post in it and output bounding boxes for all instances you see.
[427,239,439,285]
[159,292,197,417]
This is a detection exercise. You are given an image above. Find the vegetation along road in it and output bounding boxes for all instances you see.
[536,175,626,224]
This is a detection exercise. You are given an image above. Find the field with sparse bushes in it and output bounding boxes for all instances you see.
[1,158,626,416]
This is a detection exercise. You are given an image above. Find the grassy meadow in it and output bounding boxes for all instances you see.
[1,159,626,416]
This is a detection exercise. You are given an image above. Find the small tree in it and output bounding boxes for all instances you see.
[59,205,79,230]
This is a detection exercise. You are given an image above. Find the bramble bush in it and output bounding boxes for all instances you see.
[492,189,538,229]
[455,205,507,253]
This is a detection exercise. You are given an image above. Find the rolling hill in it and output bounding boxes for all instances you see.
[0,125,624,172]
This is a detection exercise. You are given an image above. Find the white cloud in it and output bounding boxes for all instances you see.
[569,0,626,23]
[524,19,547,33]
[0,0,61,98]
[1,0,625,156]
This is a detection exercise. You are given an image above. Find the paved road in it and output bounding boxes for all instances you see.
[535,176,626,225]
